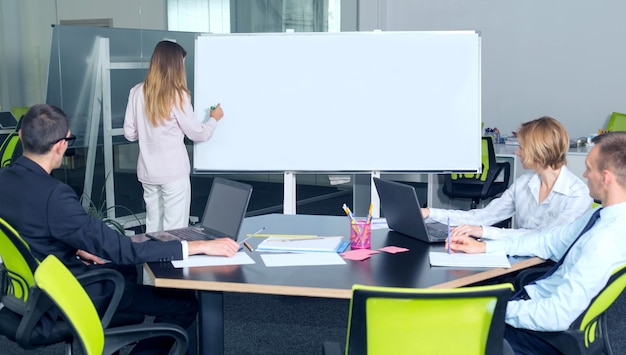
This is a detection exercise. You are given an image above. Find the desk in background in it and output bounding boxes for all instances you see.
[143,214,543,354]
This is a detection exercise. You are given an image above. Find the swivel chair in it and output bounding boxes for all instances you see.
[0,217,144,353]
[0,113,23,167]
[443,136,511,209]
[521,263,626,355]
[21,254,188,355]
[323,283,514,355]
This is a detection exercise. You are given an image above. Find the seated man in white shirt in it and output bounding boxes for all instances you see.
[447,131,626,354]
[422,116,592,240]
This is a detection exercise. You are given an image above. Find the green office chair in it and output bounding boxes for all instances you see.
[607,112,626,132]
[443,136,511,209]
[0,217,143,353]
[520,263,626,355]
[22,254,188,355]
[323,283,514,355]
[0,113,23,167]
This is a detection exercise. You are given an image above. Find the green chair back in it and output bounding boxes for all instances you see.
[0,131,21,167]
[607,112,626,132]
[575,264,626,349]
[345,283,514,355]
[34,255,105,355]
[10,106,28,122]
[451,136,492,182]
[0,217,38,307]
[526,263,626,354]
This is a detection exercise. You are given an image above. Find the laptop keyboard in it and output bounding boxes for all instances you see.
[168,228,215,241]
[426,225,449,242]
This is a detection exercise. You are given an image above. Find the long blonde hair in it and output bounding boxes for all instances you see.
[143,40,190,126]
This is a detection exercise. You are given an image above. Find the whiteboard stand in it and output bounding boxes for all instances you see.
[283,171,296,214]
[352,171,380,218]
[83,37,148,228]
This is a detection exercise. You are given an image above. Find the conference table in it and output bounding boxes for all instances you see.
[142,214,543,354]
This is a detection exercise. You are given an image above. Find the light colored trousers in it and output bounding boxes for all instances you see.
[142,177,191,233]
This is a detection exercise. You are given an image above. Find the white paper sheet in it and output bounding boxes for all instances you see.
[260,252,346,267]
[429,251,511,268]
[171,252,255,268]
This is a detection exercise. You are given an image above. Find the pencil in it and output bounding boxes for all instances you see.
[243,241,254,252]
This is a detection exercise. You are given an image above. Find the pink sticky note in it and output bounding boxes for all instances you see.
[341,249,379,261]
[379,246,409,254]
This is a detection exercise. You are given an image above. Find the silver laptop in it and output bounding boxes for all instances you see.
[146,178,252,242]
[373,177,449,243]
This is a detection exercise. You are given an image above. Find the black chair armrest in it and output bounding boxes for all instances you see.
[75,268,125,329]
[103,323,189,355]
[480,161,511,198]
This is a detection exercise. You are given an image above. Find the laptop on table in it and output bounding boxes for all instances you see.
[146,177,253,242]
[373,177,449,243]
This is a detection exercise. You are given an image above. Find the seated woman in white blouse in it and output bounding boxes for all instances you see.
[421,116,593,240]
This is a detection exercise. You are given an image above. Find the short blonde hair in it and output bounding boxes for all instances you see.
[517,116,569,170]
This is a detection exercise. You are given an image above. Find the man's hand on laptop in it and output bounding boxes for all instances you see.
[188,238,240,257]
[450,224,483,238]
[446,235,486,254]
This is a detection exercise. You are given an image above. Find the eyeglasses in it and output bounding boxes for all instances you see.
[50,134,77,146]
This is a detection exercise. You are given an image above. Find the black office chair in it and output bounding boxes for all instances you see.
[443,136,511,209]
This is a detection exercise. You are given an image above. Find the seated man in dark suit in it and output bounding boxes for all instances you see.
[447,131,626,354]
[0,104,241,354]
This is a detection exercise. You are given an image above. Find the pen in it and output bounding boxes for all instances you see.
[269,237,325,242]
[447,217,451,254]
[342,204,361,233]
[210,105,216,110]
[245,234,318,238]
[240,227,266,244]
[243,241,254,252]
[366,203,373,224]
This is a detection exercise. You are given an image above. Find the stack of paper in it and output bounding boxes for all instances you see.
[257,236,343,252]
[428,251,511,268]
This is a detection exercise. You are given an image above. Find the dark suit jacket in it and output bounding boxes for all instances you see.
[0,156,183,290]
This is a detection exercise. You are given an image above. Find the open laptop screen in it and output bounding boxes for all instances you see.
[201,178,252,237]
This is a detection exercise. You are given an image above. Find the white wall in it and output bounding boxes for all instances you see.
[3,0,625,139]
[0,0,167,110]
[357,0,626,139]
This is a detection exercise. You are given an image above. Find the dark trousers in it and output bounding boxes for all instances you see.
[88,264,198,355]
[117,281,198,355]
[504,325,560,355]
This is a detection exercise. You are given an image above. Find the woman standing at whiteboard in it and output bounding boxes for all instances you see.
[124,40,223,233]
[421,116,592,240]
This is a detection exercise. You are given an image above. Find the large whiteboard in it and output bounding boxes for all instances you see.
[193,31,481,172]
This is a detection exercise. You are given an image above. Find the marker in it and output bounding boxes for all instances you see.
[447,217,451,254]
[210,105,216,110]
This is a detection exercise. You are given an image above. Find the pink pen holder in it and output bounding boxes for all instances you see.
[350,220,371,249]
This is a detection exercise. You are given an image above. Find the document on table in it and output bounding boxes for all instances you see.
[261,252,346,267]
[257,236,343,252]
[171,252,255,268]
[429,251,511,268]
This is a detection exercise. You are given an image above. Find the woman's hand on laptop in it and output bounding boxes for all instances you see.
[446,235,486,254]
[188,238,241,257]
[450,224,483,238]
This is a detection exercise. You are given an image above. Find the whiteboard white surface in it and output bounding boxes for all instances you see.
[193,31,481,172]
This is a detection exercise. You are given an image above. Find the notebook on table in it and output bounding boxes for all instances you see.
[373,177,449,243]
[146,177,252,242]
